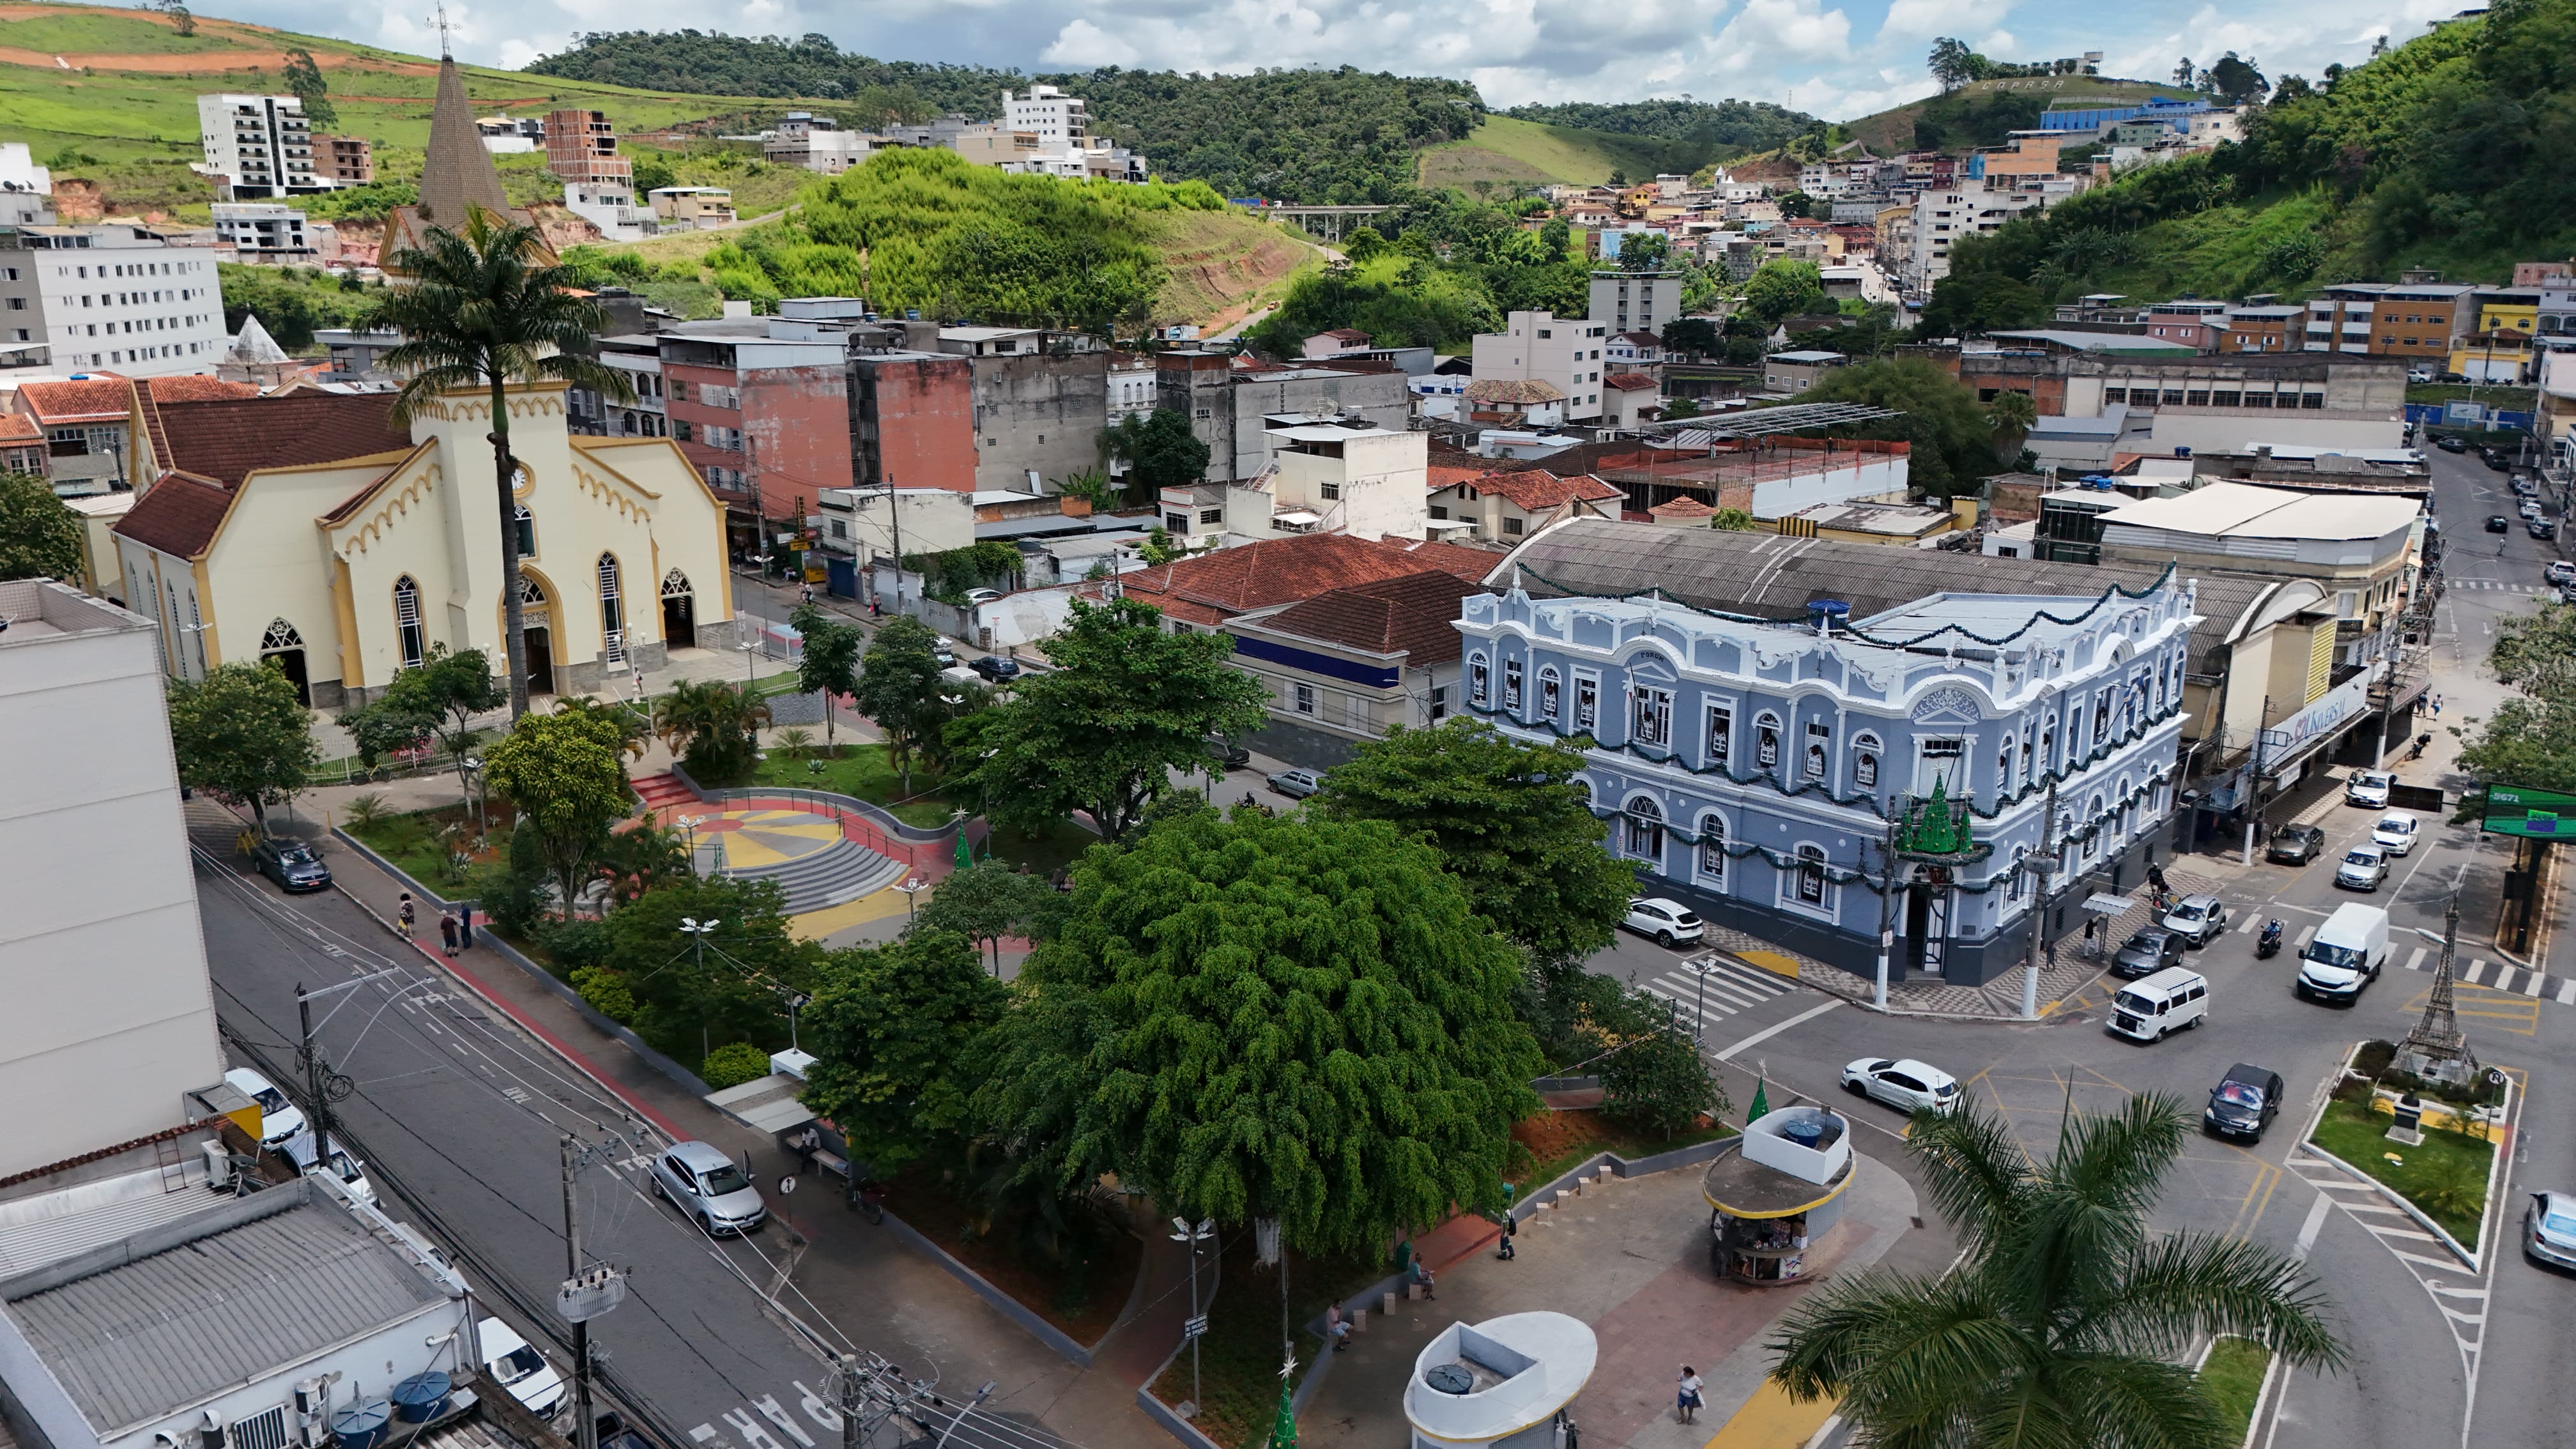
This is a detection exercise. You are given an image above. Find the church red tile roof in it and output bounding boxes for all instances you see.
[1252,569,1477,663]
[155,392,404,489]
[111,472,235,560]
[1105,532,1493,627]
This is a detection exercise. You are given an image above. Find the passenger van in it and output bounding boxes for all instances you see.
[2108,967,2209,1043]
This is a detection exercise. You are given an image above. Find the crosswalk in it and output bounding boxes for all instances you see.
[2288,1154,2487,1400]
[2450,579,2559,593]
[2232,914,2575,1004]
[1637,954,1804,1041]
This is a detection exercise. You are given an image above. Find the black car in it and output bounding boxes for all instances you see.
[2483,448,2513,472]
[252,837,332,893]
[2266,824,2327,865]
[2112,928,2188,980]
[2486,514,2511,533]
[1204,735,1252,770]
[2437,434,2471,454]
[969,654,1020,682]
[2204,1063,2285,1143]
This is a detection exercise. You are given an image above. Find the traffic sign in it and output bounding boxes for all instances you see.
[1183,1315,1209,1340]
[2483,783,2576,838]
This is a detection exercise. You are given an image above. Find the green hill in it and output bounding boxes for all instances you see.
[1922,1,2576,330]
[1501,98,1818,150]
[1418,115,1724,188]
[1839,77,2192,155]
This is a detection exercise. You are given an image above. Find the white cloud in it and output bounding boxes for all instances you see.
[1039,18,1138,68]
[1712,0,1855,62]
[1879,0,2007,39]
[1979,29,2018,53]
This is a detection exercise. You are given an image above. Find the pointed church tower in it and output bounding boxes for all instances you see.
[385,54,545,268]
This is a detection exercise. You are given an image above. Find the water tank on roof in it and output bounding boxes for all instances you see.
[388,1372,450,1423]
[330,1400,391,1449]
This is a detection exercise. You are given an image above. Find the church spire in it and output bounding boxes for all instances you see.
[417,53,510,227]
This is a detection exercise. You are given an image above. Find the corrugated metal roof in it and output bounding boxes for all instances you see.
[8,1195,445,1434]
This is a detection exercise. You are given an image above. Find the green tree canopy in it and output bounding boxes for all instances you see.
[0,471,82,583]
[484,702,636,919]
[1770,1094,2344,1446]
[956,597,1269,843]
[169,661,319,832]
[914,858,1064,972]
[801,927,1008,1179]
[1802,356,2002,499]
[789,604,862,747]
[599,875,818,1062]
[340,643,506,811]
[1099,409,1211,493]
[654,677,769,783]
[1594,988,1725,1137]
[1313,720,1634,964]
[1742,258,1827,325]
[976,809,1543,1257]
[1986,388,2039,461]
[280,47,335,128]
[2457,602,2576,797]
[850,615,946,790]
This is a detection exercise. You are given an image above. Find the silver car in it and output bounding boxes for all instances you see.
[2334,844,2389,892]
[650,1140,766,1236]
[2159,894,2229,946]
[2529,1190,2576,1270]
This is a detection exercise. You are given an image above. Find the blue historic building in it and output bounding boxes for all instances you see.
[1459,571,2201,986]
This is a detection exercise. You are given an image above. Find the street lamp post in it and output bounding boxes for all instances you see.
[740,633,762,691]
[894,877,927,922]
[461,755,488,845]
[1169,1217,1215,1414]
[678,916,719,1064]
[1684,955,1722,1042]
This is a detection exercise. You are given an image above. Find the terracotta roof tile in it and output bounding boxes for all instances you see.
[112,471,234,560]
[0,413,39,443]
[1651,497,1719,518]
[1254,569,1476,663]
[1603,373,1659,391]
[155,392,405,489]
[144,376,259,404]
[1474,471,1627,510]
[17,377,133,423]
[1108,532,1492,622]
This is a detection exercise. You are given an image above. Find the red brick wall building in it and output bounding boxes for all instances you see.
[852,353,977,493]
[664,362,851,525]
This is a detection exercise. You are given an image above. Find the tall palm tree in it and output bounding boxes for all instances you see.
[1768,1093,2344,1448]
[1987,387,2040,464]
[374,210,635,718]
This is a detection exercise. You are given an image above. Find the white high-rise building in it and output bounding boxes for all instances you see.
[197,92,334,197]
[1471,310,1611,421]
[0,224,229,376]
[1003,84,1089,148]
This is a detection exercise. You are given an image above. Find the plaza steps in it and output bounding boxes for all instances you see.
[717,836,907,915]
[632,772,696,812]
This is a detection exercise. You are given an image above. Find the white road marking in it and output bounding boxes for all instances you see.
[2465,960,2488,985]
[2492,967,2519,993]
[2240,913,2262,935]
[2557,978,2576,1005]
[2407,945,2429,971]
[2296,926,2317,949]
[1712,999,1843,1061]
[2524,970,2547,998]
[2292,1193,2333,1261]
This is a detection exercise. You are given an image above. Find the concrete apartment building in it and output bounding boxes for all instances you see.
[1590,269,1683,334]
[210,201,313,261]
[313,132,373,183]
[1004,84,1089,148]
[0,224,228,376]
[546,107,647,240]
[1154,351,1411,482]
[1262,422,1430,540]
[851,348,979,493]
[2305,278,2477,360]
[660,318,855,537]
[1935,346,2410,454]
[1472,310,1611,422]
[939,326,1109,492]
[1908,184,2044,291]
[0,580,225,1181]
[195,93,334,197]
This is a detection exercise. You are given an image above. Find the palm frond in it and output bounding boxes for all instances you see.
[1903,1098,2035,1254]
[1769,1268,2028,1438]
[2078,1232,2348,1372]
[2045,1350,2232,1449]
[365,211,636,422]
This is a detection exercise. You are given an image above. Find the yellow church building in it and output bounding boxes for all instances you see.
[112,381,735,707]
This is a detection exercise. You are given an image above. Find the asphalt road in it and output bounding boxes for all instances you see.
[1593,440,2576,1447]
[190,831,1070,1449]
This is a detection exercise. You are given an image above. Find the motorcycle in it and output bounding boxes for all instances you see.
[2255,920,2284,960]
[2407,732,2432,762]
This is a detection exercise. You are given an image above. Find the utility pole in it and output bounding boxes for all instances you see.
[2240,695,2271,868]
[1869,807,1899,1011]
[560,1135,601,1449]
[838,1356,862,1449]
[885,471,905,617]
[1169,1218,1214,1416]
[296,982,334,1182]
[2021,778,2060,1021]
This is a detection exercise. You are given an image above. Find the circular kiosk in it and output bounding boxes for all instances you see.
[1702,1105,1857,1285]
[1402,1310,1597,1449]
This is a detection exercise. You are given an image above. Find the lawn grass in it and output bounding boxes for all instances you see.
[1416,114,1679,188]
[2308,1096,2495,1247]
[2198,1336,2271,1441]
[1147,1230,1388,1448]
[1510,1107,1734,1192]
[744,742,958,828]
[341,797,516,902]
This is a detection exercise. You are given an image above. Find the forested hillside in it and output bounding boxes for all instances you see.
[1922,0,2576,332]
[525,33,1482,201]
[1501,98,1818,151]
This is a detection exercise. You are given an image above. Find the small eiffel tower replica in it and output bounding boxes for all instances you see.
[2392,892,2481,1088]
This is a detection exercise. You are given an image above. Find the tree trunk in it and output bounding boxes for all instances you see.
[491,389,530,719]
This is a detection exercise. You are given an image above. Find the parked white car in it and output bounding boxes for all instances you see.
[279,1131,378,1206]
[2345,770,2393,808]
[1623,897,1705,947]
[2372,812,2421,856]
[2335,843,2390,891]
[224,1066,306,1147]
[479,1316,567,1418]
[1841,1057,1962,1114]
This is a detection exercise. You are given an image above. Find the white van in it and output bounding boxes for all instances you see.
[2108,967,2209,1043]
[2297,903,2389,1004]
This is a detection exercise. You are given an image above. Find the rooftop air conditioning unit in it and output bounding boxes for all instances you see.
[203,1138,232,1192]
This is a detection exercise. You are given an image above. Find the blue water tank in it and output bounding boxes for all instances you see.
[1782,1120,1824,1149]
[389,1371,451,1423]
[332,1399,392,1449]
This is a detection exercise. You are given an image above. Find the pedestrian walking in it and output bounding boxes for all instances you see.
[2432,693,2443,718]
[397,892,416,937]
[1676,1367,1704,1424]
[800,583,815,606]
[439,913,459,957]
[1496,1213,1517,1261]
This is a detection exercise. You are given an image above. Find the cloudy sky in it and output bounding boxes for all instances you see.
[268,0,2464,121]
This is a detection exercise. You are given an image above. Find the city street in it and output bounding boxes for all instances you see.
[1577,439,2576,1448]
[188,825,1094,1449]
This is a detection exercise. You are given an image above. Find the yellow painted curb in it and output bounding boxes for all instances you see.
[1700,1381,1836,1449]
[1738,950,1800,979]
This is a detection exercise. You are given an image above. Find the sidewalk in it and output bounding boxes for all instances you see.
[1294,1153,1917,1449]
[229,798,1169,1447]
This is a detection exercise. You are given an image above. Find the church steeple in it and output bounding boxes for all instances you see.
[417,54,511,227]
